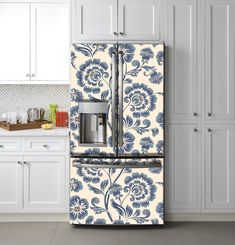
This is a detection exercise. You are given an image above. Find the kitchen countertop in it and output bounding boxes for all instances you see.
[0,127,70,137]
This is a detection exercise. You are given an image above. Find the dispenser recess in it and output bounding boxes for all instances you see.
[79,102,108,146]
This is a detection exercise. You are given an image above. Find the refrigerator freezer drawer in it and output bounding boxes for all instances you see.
[70,159,164,225]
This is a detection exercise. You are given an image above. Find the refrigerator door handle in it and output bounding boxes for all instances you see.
[118,51,124,147]
[111,52,117,148]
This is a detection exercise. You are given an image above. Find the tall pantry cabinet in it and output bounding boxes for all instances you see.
[165,0,235,213]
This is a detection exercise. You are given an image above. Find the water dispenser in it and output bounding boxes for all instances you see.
[79,101,108,146]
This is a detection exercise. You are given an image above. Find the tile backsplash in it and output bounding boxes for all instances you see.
[0,85,70,120]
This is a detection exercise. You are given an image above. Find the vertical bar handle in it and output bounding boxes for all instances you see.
[118,51,124,147]
[111,52,117,147]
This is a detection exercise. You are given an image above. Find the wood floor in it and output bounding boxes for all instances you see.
[0,222,235,245]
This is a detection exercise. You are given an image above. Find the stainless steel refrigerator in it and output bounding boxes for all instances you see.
[70,43,164,225]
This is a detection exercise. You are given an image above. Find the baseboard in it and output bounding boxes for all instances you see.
[1,213,235,222]
[166,213,235,221]
[0,214,69,222]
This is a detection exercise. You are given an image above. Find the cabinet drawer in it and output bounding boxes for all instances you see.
[24,137,66,152]
[0,138,21,152]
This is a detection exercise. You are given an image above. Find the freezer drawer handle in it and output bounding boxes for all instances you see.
[72,160,162,169]
[118,51,124,147]
[111,52,117,148]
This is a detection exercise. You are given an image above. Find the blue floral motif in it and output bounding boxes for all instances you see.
[140,48,154,62]
[70,106,79,131]
[124,83,157,118]
[70,196,89,220]
[140,137,154,151]
[118,132,135,153]
[156,112,164,128]
[156,51,164,65]
[73,43,108,58]
[94,218,106,225]
[149,71,163,84]
[109,44,135,63]
[71,88,83,102]
[108,183,122,199]
[76,59,109,94]
[124,173,156,208]
[156,140,164,154]
[70,178,83,192]
[149,165,162,174]
[156,202,164,219]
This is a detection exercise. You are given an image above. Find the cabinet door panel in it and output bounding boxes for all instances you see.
[166,125,199,212]
[23,156,67,212]
[205,125,235,210]
[166,0,197,121]
[118,0,161,40]
[72,0,117,41]
[0,3,29,81]
[205,0,235,120]
[31,3,69,82]
[0,156,23,212]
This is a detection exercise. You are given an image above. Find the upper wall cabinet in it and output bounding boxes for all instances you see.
[0,3,30,82]
[72,0,162,42]
[166,0,198,122]
[0,2,69,84]
[205,0,235,120]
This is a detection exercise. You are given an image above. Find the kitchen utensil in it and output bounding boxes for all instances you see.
[19,112,28,124]
[49,104,58,126]
[27,108,45,122]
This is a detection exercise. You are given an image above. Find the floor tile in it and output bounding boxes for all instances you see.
[0,222,57,245]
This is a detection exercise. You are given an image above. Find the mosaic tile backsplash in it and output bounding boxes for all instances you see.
[0,85,70,120]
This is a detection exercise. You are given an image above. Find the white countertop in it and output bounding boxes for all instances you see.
[0,127,70,137]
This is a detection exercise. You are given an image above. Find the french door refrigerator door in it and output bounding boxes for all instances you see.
[70,44,118,156]
[70,158,164,225]
[117,44,164,157]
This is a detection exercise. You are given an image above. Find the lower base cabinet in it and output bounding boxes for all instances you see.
[0,136,69,213]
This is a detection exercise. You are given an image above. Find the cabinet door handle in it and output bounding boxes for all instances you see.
[43,144,48,148]
[194,128,198,132]
[113,32,117,35]
[23,161,30,164]
[17,161,22,164]
[0,145,3,148]
[207,128,212,132]
[26,73,30,77]
[119,32,124,35]
[208,112,212,117]
[31,73,35,77]
[193,112,198,116]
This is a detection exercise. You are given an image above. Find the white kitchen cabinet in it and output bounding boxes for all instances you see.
[166,124,200,212]
[0,134,69,213]
[30,3,69,82]
[0,3,30,81]
[166,0,198,122]
[23,156,67,211]
[205,0,235,121]
[118,0,161,41]
[205,124,235,211]
[0,2,69,84]
[71,0,162,42]
[72,0,118,41]
[0,156,23,212]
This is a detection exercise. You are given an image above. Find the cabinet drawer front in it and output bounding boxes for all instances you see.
[0,138,21,152]
[25,137,66,152]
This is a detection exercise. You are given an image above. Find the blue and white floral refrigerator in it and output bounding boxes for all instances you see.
[70,43,164,225]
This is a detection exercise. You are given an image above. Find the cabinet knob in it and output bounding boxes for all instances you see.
[119,32,124,35]
[0,145,3,148]
[208,112,212,117]
[194,128,198,132]
[113,32,117,36]
[43,144,48,148]
[193,112,198,116]
[23,161,29,164]
[17,161,22,164]
[31,73,35,77]
[207,128,212,132]
[26,73,30,77]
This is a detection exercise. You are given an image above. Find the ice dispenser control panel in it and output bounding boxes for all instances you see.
[79,102,108,146]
